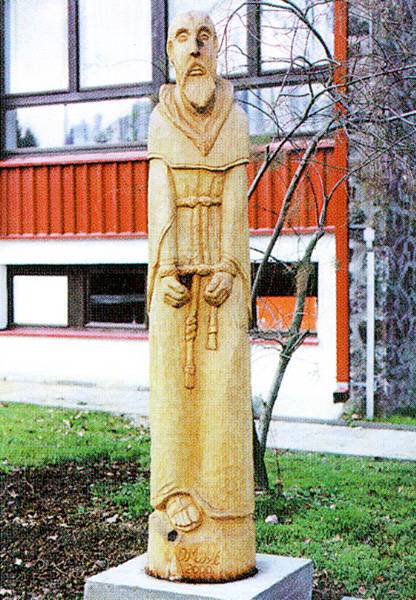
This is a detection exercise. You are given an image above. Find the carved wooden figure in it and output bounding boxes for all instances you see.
[146,11,256,582]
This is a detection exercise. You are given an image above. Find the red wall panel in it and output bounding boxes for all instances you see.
[49,166,63,234]
[0,146,338,238]
[89,163,104,233]
[0,142,349,385]
[247,145,336,232]
[0,155,149,238]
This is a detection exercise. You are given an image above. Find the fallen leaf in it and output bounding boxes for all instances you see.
[265,514,279,524]
[106,514,118,524]
[95,560,107,569]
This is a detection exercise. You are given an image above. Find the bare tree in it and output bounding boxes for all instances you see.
[216,0,416,489]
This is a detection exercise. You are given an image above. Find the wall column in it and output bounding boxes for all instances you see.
[0,266,8,329]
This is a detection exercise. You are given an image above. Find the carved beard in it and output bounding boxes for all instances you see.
[181,73,216,113]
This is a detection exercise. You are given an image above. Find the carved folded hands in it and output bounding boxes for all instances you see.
[204,271,233,307]
[161,276,190,308]
[161,272,233,308]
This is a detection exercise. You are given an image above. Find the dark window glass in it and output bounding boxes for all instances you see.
[252,261,318,333]
[7,265,147,330]
[87,271,146,326]
[6,98,152,150]
[5,0,68,94]
[79,0,152,88]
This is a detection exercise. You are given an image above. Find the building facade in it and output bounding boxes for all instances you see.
[0,0,355,420]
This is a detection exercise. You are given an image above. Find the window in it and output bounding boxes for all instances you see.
[6,98,152,150]
[12,275,69,326]
[1,0,336,154]
[251,261,318,334]
[86,269,146,327]
[3,0,155,152]
[5,0,69,94]
[237,83,333,138]
[261,0,333,72]
[79,0,152,87]
[8,265,147,329]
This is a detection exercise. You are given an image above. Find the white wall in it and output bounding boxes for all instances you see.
[0,233,343,420]
[0,335,149,388]
[0,237,148,265]
[250,232,343,420]
[0,265,7,329]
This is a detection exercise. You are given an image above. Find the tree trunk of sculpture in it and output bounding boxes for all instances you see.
[146,11,256,583]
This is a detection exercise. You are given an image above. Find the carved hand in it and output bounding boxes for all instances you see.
[161,276,190,308]
[204,272,233,307]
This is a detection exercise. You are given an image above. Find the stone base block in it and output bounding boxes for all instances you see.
[84,552,313,600]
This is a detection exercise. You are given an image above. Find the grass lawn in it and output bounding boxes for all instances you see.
[343,407,416,428]
[1,402,416,599]
[0,402,149,470]
[375,414,416,427]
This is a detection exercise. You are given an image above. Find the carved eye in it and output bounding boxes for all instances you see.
[199,32,210,41]
[177,32,188,42]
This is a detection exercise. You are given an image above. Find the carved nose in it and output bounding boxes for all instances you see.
[190,38,201,57]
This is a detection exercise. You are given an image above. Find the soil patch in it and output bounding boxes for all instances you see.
[1,460,343,600]
[0,460,148,599]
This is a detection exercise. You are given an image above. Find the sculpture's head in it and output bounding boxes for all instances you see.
[167,11,218,112]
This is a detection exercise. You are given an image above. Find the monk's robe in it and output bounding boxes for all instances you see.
[147,79,254,527]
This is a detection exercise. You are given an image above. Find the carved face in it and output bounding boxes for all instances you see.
[167,11,218,111]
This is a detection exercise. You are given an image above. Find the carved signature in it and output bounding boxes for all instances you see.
[177,546,220,566]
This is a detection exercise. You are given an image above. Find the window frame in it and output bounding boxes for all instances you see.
[7,264,148,330]
[84,265,147,328]
[0,0,332,155]
[250,260,318,335]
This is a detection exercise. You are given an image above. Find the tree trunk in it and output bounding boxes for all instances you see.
[253,418,269,491]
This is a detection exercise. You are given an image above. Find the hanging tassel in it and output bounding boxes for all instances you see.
[207,305,218,350]
[184,275,200,389]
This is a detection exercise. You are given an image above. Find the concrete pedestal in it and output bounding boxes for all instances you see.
[84,553,313,600]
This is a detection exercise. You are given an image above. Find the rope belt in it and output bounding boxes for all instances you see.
[176,195,222,208]
[184,275,218,390]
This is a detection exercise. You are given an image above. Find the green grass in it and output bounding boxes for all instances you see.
[0,402,149,470]
[92,477,151,519]
[379,414,416,427]
[1,403,415,599]
[343,408,416,428]
[261,451,416,599]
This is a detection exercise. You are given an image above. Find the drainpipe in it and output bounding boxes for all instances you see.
[363,227,375,419]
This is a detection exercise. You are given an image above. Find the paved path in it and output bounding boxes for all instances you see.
[1,380,415,461]
[267,420,416,461]
[0,380,149,417]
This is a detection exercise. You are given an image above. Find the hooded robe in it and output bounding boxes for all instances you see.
[147,79,254,521]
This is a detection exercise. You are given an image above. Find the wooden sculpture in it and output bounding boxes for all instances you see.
[146,10,256,582]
